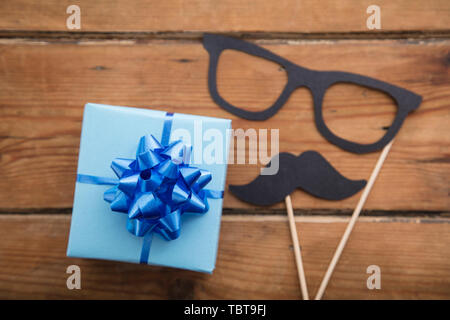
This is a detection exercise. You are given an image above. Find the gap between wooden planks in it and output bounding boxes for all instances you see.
[0,0,449,33]
[0,214,448,299]
[0,39,448,211]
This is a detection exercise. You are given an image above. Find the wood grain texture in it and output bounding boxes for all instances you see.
[0,39,448,211]
[0,1,449,33]
[0,214,448,299]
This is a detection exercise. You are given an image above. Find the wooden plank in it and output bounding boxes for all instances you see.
[0,39,448,211]
[0,1,449,33]
[0,214,448,299]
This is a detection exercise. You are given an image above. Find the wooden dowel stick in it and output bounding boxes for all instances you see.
[285,195,309,300]
[314,140,394,300]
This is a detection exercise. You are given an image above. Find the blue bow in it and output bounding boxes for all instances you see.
[103,134,213,241]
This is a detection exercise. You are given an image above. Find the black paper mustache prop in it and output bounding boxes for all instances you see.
[229,151,367,206]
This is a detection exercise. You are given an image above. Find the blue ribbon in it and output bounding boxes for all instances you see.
[76,112,223,264]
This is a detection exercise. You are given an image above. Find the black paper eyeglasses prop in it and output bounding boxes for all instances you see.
[203,33,422,154]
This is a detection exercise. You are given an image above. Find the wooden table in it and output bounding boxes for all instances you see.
[0,1,449,299]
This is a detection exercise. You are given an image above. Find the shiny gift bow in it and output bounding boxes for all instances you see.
[103,134,213,241]
[75,111,224,265]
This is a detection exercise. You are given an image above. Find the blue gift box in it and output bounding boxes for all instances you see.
[67,103,231,273]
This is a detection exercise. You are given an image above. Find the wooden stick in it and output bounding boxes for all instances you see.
[285,195,309,300]
[314,140,394,300]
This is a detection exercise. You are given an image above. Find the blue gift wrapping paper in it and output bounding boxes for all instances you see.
[67,103,232,273]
